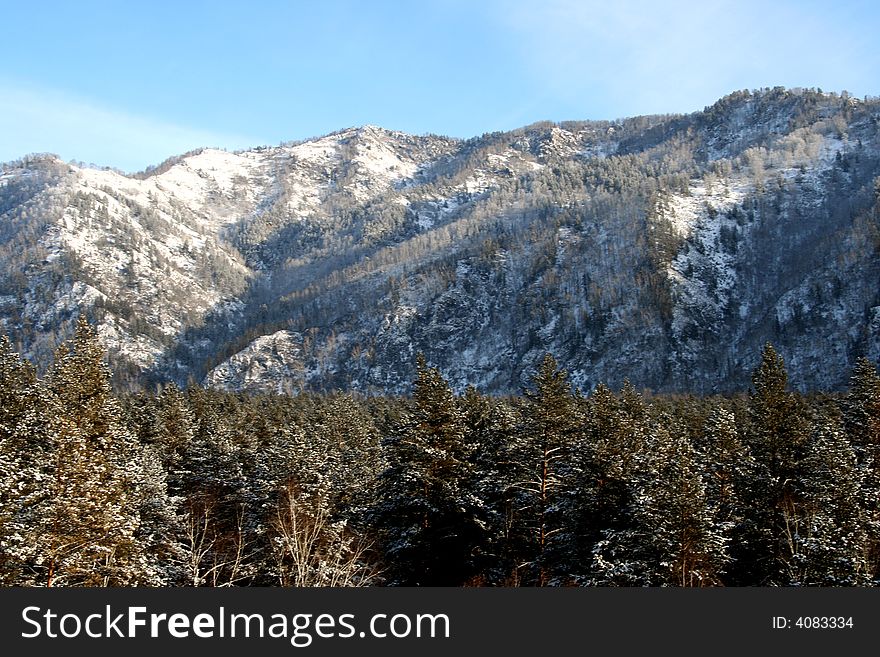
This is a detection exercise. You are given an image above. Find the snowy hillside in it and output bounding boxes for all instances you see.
[1,87,878,393]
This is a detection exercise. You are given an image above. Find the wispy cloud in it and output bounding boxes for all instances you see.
[492,0,880,118]
[0,83,263,172]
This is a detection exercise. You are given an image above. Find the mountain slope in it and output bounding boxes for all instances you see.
[1,87,878,393]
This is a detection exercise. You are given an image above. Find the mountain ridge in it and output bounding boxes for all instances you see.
[1,87,878,394]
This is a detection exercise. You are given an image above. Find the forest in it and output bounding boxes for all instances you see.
[1,317,878,587]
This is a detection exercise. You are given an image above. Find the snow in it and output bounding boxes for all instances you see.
[4,97,872,394]
[412,196,462,230]
[48,127,451,372]
[97,317,165,368]
[657,176,751,240]
[352,129,419,182]
[486,153,511,166]
[463,169,494,194]
[660,132,843,244]
[270,127,427,210]
[382,305,418,331]
[281,177,326,217]
[78,151,267,234]
[577,141,617,160]
[28,159,255,368]
[659,127,852,380]
[662,174,752,349]
[538,126,582,159]
[148,149,265,218]
[287,133,344,166]
[203,329,304,392]
[454,147,546,196]
[555,226,576,263]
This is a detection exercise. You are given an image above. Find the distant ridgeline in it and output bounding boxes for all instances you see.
[0,87,879,395]
[1,319,879,587]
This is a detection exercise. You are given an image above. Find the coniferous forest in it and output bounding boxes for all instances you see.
[1,318,879,587]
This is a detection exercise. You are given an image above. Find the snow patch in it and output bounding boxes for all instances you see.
[204,329,304,393]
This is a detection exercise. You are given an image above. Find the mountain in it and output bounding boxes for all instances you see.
[1,87,879,394]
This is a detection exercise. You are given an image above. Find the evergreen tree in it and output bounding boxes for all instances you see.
[701,406,750,524]
[647,425,728,586]
[699,405,754,584]
[154,383,196,482]
[742,342,811,584]
[135,442,186,585]
[458,385,519,584]
[593,417,727,586]
[512,353,579,585]
[570,382,648,582]
[0,337,52,584]
[841,356,880,581]
[374,355,483,585]
[842,356,880,451]
[33,319,153,585]
[178,387,255,586]
[307,393,384,517]
[778,413,871,585]
[249,412,312,585]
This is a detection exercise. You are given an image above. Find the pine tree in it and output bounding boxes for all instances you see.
[178,387,255,586]
[372,355,483,586]
[841,356,880,580]
[649,426,728,586]
[374,355,483,585]
[154,383,196,482]
[135,442,186,585]
[31,318,152,585]
[512,353,580,585]
[842,356,880,451]
[699,404,754,584]
[778,413,871,585]
[742,342,811,584]
[0,337,52,584]
[701,406,750,524]
[307,393,384,517]
[593,418,727,586]
[458,385,519,584]
[569,382,648,582]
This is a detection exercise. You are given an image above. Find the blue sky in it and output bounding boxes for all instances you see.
[2,0,878,172]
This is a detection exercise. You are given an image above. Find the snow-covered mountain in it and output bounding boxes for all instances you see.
[1,88,879,394]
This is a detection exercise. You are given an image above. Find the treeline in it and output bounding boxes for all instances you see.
[1,319,878,586]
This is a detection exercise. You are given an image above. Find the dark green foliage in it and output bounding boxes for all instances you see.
[0,336,53,583]
[457,385,520,584]
[592,416,727,586]
[373,356,486,585]
[740,343,812,584]
[841,357,880,579]
[1,332,878,586]
[510,354,581,585]
[32,319,164,585]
